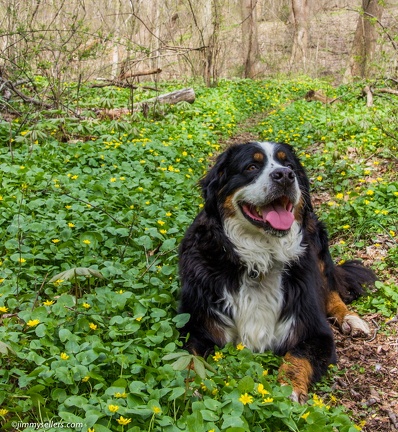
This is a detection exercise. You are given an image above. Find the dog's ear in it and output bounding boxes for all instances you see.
[199,151,228,213]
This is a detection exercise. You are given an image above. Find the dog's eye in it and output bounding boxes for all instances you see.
[246,164,259,172]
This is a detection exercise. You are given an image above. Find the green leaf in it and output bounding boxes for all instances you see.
[172,313,190,328]
[168,387,186,401]
[171,354,193,371]
[49,267,104,283]
[192,356,206,379]
[237,376,254,394]
[0,341,15,355]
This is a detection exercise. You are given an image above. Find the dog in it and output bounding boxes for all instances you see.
[178,141,376,403]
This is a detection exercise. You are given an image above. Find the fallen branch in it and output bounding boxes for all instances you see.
[118,67,162,80]
[305,90,341,104]
[0,78,53,108]
[362,86,374,107]
[91,79,158,91]
[376,88,398,96]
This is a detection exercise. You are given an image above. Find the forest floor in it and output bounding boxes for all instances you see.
[220,116,398,432]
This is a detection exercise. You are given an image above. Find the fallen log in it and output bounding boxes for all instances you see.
[98,87,195,119]
[137,87,195,106]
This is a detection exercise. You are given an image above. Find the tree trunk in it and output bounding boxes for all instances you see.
[111,0,121,79]
[200,0,221,86]
[240,0,260,78]
[289,0,310,70]
[343,0,384,82]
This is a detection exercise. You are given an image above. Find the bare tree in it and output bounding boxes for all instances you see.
[343,0,384,81]
[190,0,222,86]
[289,0,310,71]
[240,0,261,78]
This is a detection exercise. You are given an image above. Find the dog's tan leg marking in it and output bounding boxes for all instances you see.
[278,353,313,404]
[326,291,370,336]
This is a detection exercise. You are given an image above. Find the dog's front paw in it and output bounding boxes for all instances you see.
[290,389,308,404]
[341,314,370,336]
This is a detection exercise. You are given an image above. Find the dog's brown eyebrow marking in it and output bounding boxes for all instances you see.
[253,152,264,162]
[277,151,287,160]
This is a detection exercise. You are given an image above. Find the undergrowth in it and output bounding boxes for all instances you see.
[0,77,397,431]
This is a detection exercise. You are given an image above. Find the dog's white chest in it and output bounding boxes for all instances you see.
[223,271,294,352]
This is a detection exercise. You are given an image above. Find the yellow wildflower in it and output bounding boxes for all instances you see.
[27,319,40,327]
[257,383,270,396]
[263,397,274,403]
[0,306,8,313]
[239,393,253,405]
[212,351,224,362]
[108,404,119,413]
[117,416,132,425]
[82,302,91,309]
[53,279,64,286]
[68,223,75,228]
[115,392,128,398]
[60,352,69,360]
[82,239,91,245]
[89,323,98,330]
[0,409,8,416]
[152,406,162,414]
[82,376,90,382]
[43,300,54,306]
[312,394,325,408]
[52,239,60,243]
[301,411,310,420]
[236,342,245,351]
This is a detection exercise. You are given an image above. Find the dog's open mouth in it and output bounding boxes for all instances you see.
[240,196,295,232]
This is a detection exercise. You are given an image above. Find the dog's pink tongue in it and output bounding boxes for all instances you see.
[263,203,295,230]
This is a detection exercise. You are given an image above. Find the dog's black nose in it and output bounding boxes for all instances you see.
[270,168,295,186]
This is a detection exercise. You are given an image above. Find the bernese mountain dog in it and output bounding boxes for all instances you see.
[178,141,376,403]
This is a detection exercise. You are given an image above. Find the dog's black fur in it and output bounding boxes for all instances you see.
[178,142,376,402]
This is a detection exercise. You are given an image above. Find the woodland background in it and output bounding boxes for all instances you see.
[1,0,397,98]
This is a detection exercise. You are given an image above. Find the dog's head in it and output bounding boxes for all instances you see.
[200,142,312,237]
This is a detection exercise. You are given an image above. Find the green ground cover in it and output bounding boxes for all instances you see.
[0,77,397,431]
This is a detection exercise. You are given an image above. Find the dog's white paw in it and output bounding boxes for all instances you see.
[289,389,308,405]
[341,314,370,336]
